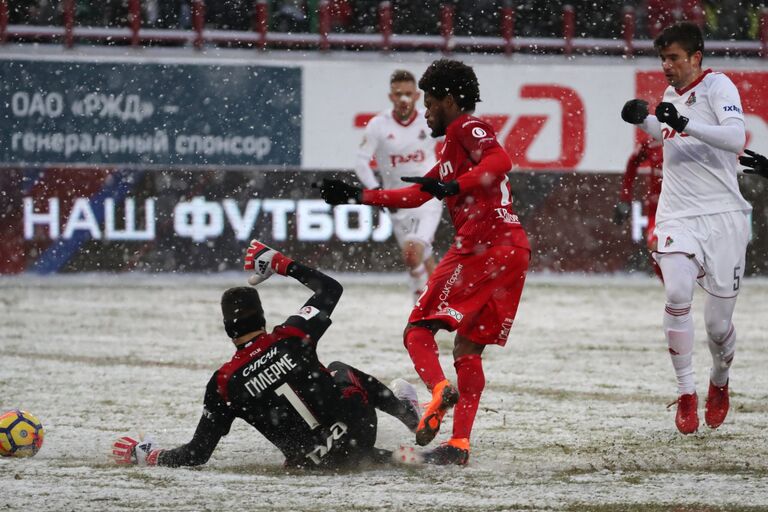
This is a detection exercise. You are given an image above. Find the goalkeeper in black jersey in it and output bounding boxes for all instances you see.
[112,240,420,470]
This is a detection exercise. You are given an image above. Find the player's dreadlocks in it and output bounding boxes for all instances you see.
[418,59,481,112]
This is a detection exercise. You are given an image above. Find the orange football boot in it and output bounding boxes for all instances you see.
[415,379,459,446]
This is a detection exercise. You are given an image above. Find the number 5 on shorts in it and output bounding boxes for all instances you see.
[733,266,741,292]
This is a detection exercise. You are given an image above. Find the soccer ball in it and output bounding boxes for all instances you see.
[0,410,45,458]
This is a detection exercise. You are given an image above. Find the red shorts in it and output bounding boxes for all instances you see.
[409,245,529,346]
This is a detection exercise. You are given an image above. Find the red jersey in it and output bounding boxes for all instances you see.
[620,138,663,216]
[364,114,529,255]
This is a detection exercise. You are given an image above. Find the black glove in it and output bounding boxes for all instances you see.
[312,179,363,205]
[740,148,768,180]
[401,176,459,200]
[613,201,631,225]
[621,99,649,125]
[655,102,689,132]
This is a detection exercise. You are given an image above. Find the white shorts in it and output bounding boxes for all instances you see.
[653,210,750,298]
[390,199,443,259]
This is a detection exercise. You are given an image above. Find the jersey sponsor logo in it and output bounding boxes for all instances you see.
[722,105,742,113]
[437,263,463,310]
[661,128,690,140]
[305,421,348,465]
[241,346,279,377]
[685,92,696,106]
[471,127,487,138]
[389,149,426,168]
[437,307,464,323]
[494,208,520,224]
[243,353,298,395]
[296,305,320,321]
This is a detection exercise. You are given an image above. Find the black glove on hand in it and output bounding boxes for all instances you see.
[613,201,631,225]
[740,149,768,180]
[401,176,460,200]
[655,102,689,132]
[313,179,363,205]
[621,99,649,124]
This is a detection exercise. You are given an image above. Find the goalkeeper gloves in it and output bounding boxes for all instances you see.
[244,239,294,286]
[313,179,363,205]
[655,102,689,132]
[112,435,162,466]
[740,149,768,179]
[401,176,460,200]
[621,99,649,125]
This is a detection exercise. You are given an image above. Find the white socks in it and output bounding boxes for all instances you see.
[664,302,696,395]
[708,325,736,387]
[408,263,428,303]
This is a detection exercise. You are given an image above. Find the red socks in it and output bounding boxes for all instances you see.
[404,326,446,390]
[453,354,485,440]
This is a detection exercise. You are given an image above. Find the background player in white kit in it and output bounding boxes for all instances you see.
[355,70,443,302]
[621,22,752,434]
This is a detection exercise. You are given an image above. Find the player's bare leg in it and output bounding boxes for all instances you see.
[402,240,435,303]
[658,253,699,434]
[703,295,737,429]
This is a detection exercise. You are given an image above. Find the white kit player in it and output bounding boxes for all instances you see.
[355,69,443,301]
[621,22,751,434]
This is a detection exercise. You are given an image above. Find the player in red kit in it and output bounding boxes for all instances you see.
[315,59,530,465]
[613,138,664,279]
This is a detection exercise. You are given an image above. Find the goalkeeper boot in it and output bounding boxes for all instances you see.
[415,379,459,446]
[705,380,729,429]
[423,437,470,466]
[670,392,699,435]
[391,378,421,432]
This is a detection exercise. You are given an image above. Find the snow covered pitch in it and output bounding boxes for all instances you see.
[2,274,767,511]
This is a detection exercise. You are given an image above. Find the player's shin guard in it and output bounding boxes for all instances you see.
[664,302,695,396]
[404,326,446,391]
[452,354,484,441]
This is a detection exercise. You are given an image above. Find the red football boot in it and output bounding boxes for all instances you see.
[670,392,699,435]
[705,380,729,429]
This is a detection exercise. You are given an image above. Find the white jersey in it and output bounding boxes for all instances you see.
[656,70,752,223]
[355,108,439,191]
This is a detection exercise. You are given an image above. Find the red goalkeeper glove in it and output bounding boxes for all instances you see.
[112,435,162,466]
[244,239,294,286]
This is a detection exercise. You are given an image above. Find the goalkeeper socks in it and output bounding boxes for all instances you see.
[452,354,485,440]
[664,302,695,395]
[708,324,736,387]
[404,326,446,390]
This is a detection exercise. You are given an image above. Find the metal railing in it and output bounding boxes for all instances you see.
[1,0,766,58]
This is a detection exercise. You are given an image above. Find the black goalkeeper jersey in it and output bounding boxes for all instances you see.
[156,264,377,469]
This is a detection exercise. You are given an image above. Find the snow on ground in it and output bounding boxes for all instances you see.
[1,273,767,511]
